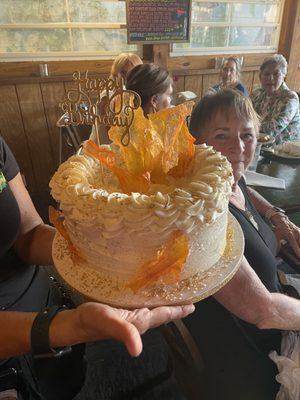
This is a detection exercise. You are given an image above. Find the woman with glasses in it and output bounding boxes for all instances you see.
[251,54,300,144]
[208,57,248,96]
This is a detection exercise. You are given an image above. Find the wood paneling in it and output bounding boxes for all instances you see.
[153,44,169,68]
[0,85,36,191]
[172,75,185,97]
[16,84,55,193]
[0,60,112,79]
[286,1,300,91]
[202,73,219,95]
[241,71,254,94]
[40,82,66,167]
[167,53,275,72]
[184,75,203,100]
[278,0,298,59]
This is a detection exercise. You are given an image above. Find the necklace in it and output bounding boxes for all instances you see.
[244,208,259,230]
[230,190,259,230]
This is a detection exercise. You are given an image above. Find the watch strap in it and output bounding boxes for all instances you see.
[31,305,72,359]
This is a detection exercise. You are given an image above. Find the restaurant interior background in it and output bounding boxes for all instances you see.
[0,0,299,218]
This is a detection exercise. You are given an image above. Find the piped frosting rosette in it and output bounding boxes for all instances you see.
[50,102,233,291]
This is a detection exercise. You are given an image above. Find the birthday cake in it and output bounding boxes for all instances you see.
[50,103,233,292]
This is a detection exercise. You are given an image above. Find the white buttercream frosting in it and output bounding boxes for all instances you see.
[50,144,233,284]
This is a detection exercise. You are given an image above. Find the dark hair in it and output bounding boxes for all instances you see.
[189,89,260,140]
[126,63,172,106]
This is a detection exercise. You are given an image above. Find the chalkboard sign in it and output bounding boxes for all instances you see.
[126,0,191,44]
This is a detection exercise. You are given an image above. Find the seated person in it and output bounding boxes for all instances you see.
[110,52,143,84]
[126,63,173,116]
[90,53,143,144]
[251,54,300,144]
[187,89,300,400]
[0,135,194,399]
[91,62,172,147]
[207,57,248,96]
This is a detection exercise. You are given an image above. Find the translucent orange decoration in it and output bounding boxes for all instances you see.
[83,140,151,194]
[149,102,195,180]
[108,102,195,183]
[126,230,189,293]
[49,206,85,262]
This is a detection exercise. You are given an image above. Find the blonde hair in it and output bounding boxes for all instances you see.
[110,53,143,80]
[190,89,261,138]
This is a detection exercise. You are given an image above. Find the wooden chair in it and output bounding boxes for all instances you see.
[161,319,205,400]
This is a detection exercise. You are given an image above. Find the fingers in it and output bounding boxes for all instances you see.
[116,322,143,357]
[104,315,144,357]
[275,222,300,258]
[150,304,195,328]
[108,304,194,356]
[129,304,195,335]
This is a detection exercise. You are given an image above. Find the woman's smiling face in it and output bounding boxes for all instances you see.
[196,111,257,182]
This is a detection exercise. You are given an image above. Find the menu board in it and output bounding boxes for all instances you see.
[126,0,191,44]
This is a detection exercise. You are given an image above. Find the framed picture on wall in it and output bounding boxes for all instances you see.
[126,0,191,44]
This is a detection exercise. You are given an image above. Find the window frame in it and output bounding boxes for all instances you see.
[0,0,141,61]
[171,0,285,57]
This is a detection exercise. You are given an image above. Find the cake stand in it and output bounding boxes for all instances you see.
[52,213,244,309]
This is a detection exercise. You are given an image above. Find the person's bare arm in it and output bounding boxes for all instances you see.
[214,256,300,330]
[247,186,300,257]
[247,186,273,217]
[0,303,195,359]
[9,173,55,265]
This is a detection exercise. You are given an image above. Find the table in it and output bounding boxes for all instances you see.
[255,156,300,226]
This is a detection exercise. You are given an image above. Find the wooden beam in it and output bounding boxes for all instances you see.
[153,44,169,68]
[0,60,113,79]
[278,0,298,60]
[286,1,300,91]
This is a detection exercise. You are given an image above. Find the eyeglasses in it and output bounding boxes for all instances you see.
[261,71,283,79]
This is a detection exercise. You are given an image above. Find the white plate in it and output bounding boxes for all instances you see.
[262,148,300,161]
[273,142,300,160]
[273,151,300,160]
[52,213,244,309]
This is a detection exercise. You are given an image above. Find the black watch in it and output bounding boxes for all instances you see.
[31,305,72,359]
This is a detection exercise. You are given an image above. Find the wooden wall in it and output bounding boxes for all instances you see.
[0,80,68,195]
[171,67,261,103]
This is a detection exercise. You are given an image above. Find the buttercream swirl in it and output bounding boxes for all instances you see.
[50,144,233,280]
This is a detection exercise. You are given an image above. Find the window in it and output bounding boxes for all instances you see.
[0,0,138,61]
[172,0,285,56]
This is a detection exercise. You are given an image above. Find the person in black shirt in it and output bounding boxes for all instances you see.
[188,89,300,400]
[0,135,194,399]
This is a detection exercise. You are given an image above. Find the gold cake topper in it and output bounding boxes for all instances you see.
[60,71,141,146]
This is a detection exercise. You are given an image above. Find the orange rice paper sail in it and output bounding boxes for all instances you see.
[126,230,189,293]
[149,101,195,180]
[109,107,163,176]
[49,206,85,262]
[109,102,195,183]
[83,140,150,194]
